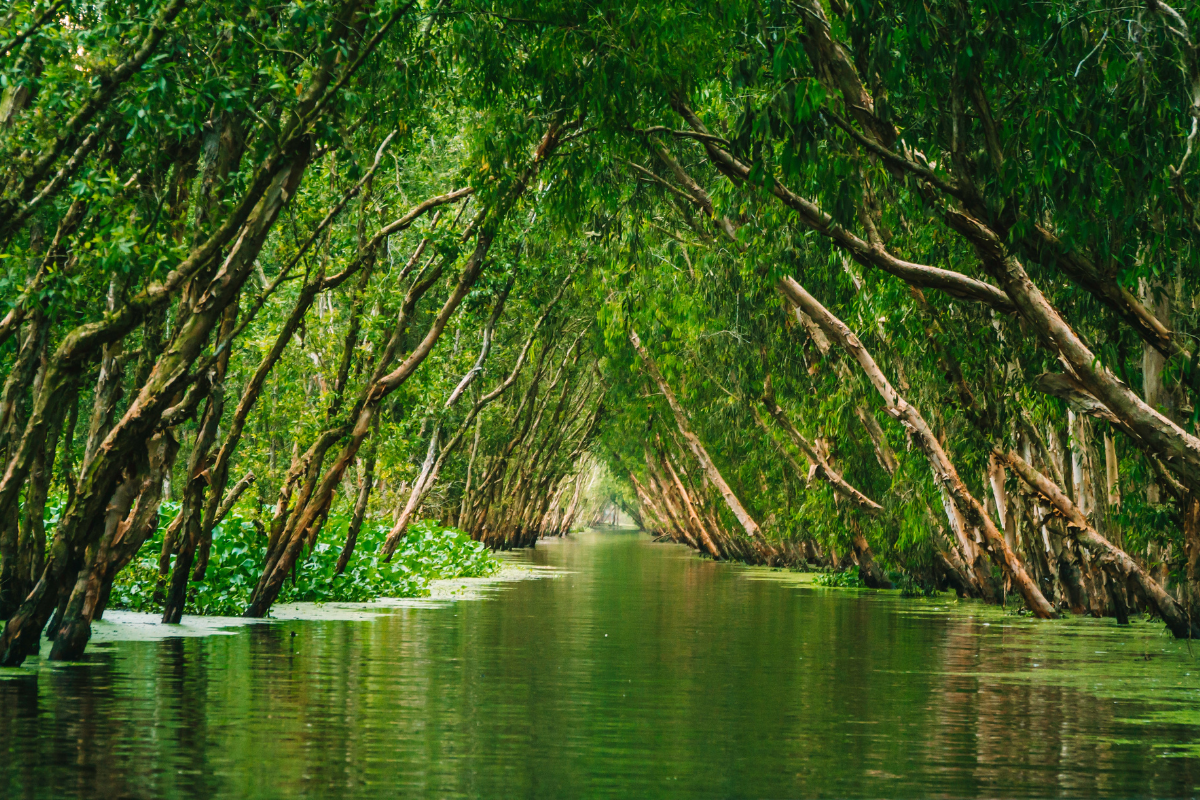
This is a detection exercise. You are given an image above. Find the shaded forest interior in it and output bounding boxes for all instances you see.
[3,0,1200,667]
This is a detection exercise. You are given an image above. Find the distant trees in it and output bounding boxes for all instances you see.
[2,0,1200,669]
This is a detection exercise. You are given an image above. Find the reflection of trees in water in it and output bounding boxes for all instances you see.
[0,675,42,797]
[0,655,158,799]
[930,616,1199,797]
[1,541,1197,798]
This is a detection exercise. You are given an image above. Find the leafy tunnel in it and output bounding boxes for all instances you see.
[2,0,1200,668]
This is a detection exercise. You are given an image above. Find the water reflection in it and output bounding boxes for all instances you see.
[1,531,1197,799]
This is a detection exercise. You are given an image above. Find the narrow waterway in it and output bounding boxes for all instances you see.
[1,530,1198,799]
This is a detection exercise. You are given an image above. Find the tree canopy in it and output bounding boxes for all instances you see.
[3,0,1200,665]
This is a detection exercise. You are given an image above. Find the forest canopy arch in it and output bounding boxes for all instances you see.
[2,0,1200,665]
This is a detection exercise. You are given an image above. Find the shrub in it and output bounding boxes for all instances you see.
[813,568,866,588]
[109,511,499,617]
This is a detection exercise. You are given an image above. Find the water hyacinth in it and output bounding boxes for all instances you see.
[110,512,498,617]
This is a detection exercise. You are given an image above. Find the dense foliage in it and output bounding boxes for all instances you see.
[108,515,497,615]
[3,0,1200,666]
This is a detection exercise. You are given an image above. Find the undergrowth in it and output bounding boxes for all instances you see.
[813,568,865,588]
[110,509,499,616]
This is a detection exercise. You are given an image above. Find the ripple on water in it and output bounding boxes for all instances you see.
[0,531,1196,799]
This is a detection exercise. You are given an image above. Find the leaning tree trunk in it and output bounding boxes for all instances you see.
[336,428,378,576]
[245,120,564,617]
[777,276,1055,618]
[759,386,882,515]
[659,446,721,558]
[48,431,178,658]
[161,301,239,624]
[0,141,314,667]
[629,328,774,558]
[996,447,1199,638]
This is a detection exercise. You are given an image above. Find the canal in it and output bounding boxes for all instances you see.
[1,530,1198,798]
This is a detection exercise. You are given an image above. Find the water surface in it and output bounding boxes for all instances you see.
[1,530,1198,798]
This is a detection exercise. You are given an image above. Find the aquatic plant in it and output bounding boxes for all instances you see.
[814,569,866,590]
[109,515,497,617]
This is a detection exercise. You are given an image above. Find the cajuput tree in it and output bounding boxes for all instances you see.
[4,0,1200,670]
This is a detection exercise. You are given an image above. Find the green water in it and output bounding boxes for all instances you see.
[1,530,1198,799]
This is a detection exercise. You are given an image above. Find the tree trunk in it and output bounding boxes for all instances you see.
[760,387,882,514]
[855,405,899,476]
[630,328,772,556]
[778,276,1054,618]
[336,434,377,576]
[660,448,721,558]
[645,450,697,548]
[849,526,893,589]
[47,473,140,659]
[162,300,239,624]
[1104,433,1121,512]
[987,453,1015,551]
[997,447,1199,638]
